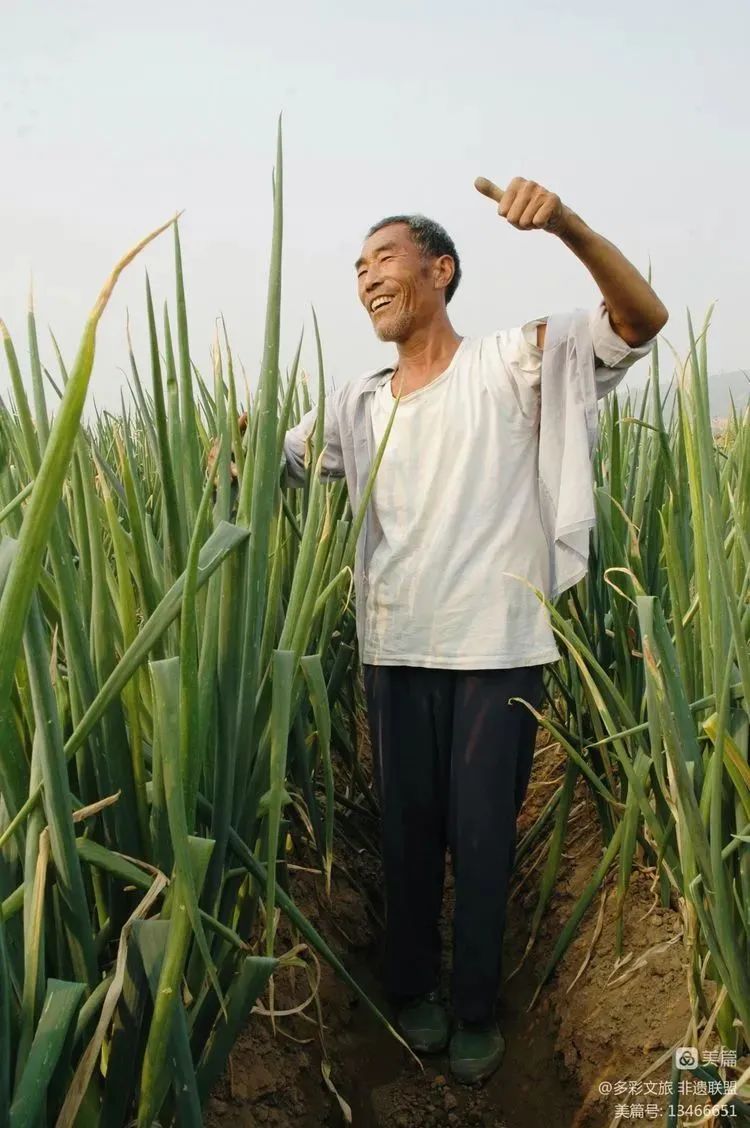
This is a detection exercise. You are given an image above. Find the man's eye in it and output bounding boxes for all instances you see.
[380,255,393,263]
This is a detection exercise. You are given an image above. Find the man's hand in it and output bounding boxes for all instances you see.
[475,176,571,235]
[206,410,248,484]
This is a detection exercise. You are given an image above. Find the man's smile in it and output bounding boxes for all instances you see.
[370,295,395,314]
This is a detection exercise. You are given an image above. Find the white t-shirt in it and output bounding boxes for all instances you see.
[362,307,646,669]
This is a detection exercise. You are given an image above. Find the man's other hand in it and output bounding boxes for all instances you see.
[206,410,248,484]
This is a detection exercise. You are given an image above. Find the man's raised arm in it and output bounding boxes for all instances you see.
[475,175,668,350]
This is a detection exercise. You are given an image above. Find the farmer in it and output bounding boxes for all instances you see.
[281,176,668,1084]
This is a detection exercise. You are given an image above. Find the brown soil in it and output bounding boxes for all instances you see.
[206,728,729,1128]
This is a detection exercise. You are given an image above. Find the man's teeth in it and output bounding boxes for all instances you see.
[372,297,393,312]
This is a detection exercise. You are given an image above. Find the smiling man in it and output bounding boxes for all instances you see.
[282,176,667,1084]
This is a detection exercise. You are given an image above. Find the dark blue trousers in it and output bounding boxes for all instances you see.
[363,663,545,1024]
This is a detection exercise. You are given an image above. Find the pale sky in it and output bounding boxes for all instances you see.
[2,0,748,413]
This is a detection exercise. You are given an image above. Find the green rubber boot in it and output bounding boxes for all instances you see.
[395,989,449,1054]
[449,1018,506,1084]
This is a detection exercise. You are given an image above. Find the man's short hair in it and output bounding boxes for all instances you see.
[365,214,462,304]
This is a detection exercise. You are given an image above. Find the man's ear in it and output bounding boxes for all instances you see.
[433,254,455,293]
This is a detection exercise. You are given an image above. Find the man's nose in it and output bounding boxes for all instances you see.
[364,271,383,293]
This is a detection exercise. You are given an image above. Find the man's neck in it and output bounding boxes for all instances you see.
[391,317,463,396]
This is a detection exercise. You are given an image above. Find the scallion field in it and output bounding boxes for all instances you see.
[1,128,749,1127]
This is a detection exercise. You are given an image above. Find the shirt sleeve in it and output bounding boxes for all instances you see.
[587,301,655,397]
[282,388,346,487]
[514,305,655,397]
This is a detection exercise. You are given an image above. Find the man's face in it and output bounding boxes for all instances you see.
[355,223,446,342]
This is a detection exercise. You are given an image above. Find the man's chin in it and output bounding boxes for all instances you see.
[373,316,410,343]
